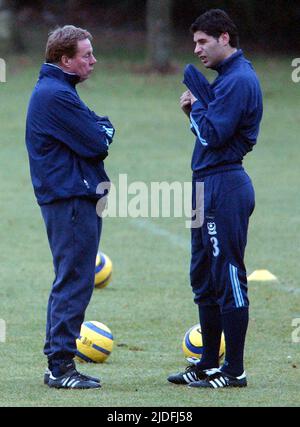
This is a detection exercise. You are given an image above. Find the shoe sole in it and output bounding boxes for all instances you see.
[48,382,101,389]
[168,381,189,385]
[189,380,247,388]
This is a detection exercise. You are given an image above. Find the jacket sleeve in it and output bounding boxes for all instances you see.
[183,64,214,107]
[189,76,248,149]
[87,109,116,145]
[48,90,111,159]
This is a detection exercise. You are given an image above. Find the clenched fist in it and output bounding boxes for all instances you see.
[180,90,197,116]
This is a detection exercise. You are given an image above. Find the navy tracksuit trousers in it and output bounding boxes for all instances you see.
[41,197,101,361]
[190,168,255,312]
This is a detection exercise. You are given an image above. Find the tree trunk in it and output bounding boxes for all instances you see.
[0,0,25,52]
[146,0,173,73]
[0,0,12,42]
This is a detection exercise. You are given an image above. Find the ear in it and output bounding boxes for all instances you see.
[219,32,230,47]
[60,54,72,69]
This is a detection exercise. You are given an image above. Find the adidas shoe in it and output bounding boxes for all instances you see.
[188,368,247,388]
[167,358,212,385]
[44,368,100,386]
[47,360,101,389]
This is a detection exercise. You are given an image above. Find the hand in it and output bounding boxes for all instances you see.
[190,92,197,105]
[180,90,192,116]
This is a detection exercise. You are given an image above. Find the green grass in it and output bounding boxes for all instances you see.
[0,54,299,407]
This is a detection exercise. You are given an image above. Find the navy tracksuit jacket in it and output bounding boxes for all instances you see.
[25,64,115,361]
[183,50,263,312]
[26,63,114,205]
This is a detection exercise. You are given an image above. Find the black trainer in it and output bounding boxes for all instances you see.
[188,368,247,388]
[168,358,211,385]
[47,360,101,389]
[44,368,101,386]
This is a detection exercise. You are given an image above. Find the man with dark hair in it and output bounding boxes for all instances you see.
[168,9,263,388]
[190,9,239,48]
[25,25,115,389]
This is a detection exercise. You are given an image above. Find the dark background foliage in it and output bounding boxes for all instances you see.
[4,0,300,52]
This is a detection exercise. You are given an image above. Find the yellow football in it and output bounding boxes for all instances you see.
[182,324,225,360]
[76,321,114,363]
[95,252,112,289]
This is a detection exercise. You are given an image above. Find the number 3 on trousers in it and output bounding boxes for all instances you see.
[210,237,220,257]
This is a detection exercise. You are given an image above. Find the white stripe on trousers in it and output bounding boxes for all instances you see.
[229,264,244,308]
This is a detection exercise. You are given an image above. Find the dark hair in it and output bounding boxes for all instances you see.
[190,9,239,48]
[45,25,92,63]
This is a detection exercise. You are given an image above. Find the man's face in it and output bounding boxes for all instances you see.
[193,31,228,69]
[66,38,97,81]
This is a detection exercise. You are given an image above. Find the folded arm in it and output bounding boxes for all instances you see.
[49,91,115,159]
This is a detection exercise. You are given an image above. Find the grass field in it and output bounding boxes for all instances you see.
[0,52,299,407]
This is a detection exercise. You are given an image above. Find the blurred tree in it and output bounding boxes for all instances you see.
[8,0,26,52]
[146,0,173,72]
[0,0,27,52]
[0,0,8,34]
[1,1,299,54]
[0,0,12,47]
